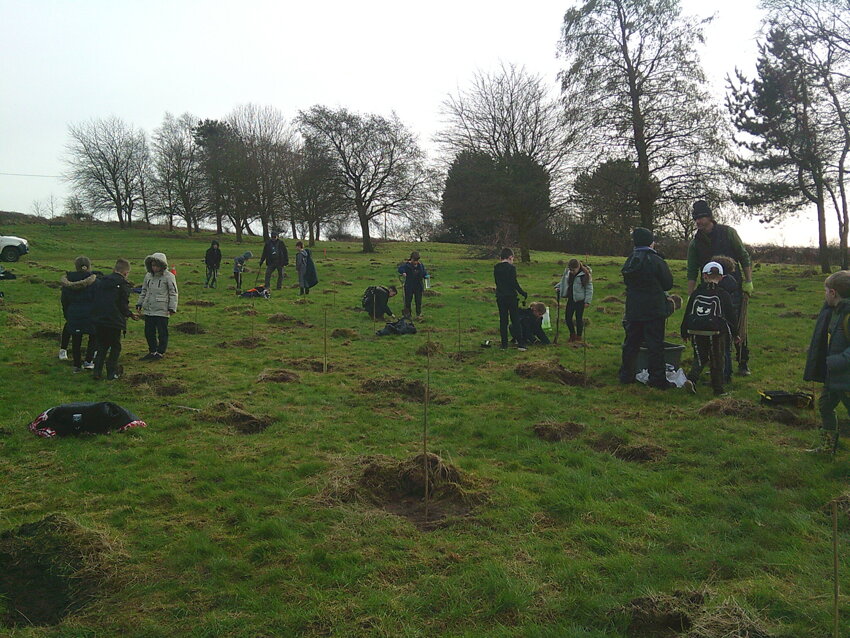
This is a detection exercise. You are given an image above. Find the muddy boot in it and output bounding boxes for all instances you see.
[568,334,576,343]
[806,429,838,454]
[574,335,583,343]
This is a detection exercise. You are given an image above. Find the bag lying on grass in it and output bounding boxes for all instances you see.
[29,402,147,438]
[240,285,271,299]
[759,390,815,409]
[636,364,688,388]
[376,317,417,336]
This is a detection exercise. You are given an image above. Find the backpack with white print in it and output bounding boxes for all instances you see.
[687,293,724,332]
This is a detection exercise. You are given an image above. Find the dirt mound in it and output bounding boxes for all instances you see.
[0,514,122,627]
[601,295,624,303]
[219,336,264,349]
[687,598,773,638]
[124,372,166,387]
[31,329,60,340]
[590,433,667,462]
[423,289,441,297]
[199,401,272,434]
[461,279,477,284]
[268,313,314,328]
[185,300,215,307]
[698,398,813,428]
[533,421,585,442]
[174,322,205,334]
[778,311,804,318]
[325,453,486,529]
[257,368,300,383]
[515,361,596,386]
[331,280,353,286]
[294,297,312,305]
[416,341,443,356]
[619,590,705,637]
[284,357,333,372]
[332,328,358,338]
[157,381,188,397]
[361,377,449,403]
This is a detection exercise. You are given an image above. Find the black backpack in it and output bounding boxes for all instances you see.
[29,402,145,437]
[362,286,378,311]
[687,293,724,332]
[376,317,417,336]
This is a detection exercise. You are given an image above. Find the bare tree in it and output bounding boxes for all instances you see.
[64,116,148,229]
[560,0,730,230]
[151,112,205,235]
[299,105,432,253]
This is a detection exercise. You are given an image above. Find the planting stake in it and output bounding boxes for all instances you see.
[323,307,328,373]
[583,318,589,386]
[424,328,431,522]
[457,305,461,354]
[834,500,840,638]
[250,299,255,339]
[554,290,561,344]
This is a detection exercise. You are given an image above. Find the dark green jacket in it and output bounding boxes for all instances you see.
[805,300,850,392]
[622,247,673,322]
[687,223,751,282]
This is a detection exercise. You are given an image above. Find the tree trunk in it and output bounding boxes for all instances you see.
[216,212,223,235]
[290,218,298,239]
[358,213,374,253]
[315,222,321,242]
[816,192,830,273]
[308,223,315,247]
[517,224,531,263]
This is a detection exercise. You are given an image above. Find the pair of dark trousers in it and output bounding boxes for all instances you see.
[619,318,666,386]
[71,332,97,368]
[144,315,169,354]
[61,324,71,349]
[565,299,585,336]
[205,267,218,288]
[497,296,523,347]
[403,288,423,317]
[264,265,284,290]
[819,390,850,432]
[93,325,122,378]
[688,333,726,395]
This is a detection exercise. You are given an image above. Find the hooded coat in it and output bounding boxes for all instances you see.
[60,270,101,334]
[621,247,673,322]
[805,300,850,392]
[137,252,178,317]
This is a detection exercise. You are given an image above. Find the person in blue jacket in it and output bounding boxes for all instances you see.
[397,251,429,319]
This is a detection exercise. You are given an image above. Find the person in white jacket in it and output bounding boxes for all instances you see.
[555,258,593,342]
[136,252,178,360]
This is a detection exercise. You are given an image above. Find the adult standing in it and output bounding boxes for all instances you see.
[619,228,675,389]
[687,200,753,375]
[397,251,429,319]
[295,241,318,295]
[259,230,289,291]
[204,240,221,288]
[494,248,528,351]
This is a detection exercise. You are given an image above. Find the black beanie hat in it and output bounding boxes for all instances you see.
[692,200,712,220]
[632,227,654,247]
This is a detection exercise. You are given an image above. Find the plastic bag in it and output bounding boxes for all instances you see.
[542,307,551,331]
[635,364,688,388]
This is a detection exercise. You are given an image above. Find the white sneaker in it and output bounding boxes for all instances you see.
[58,349,68,361]
[517,346,528,352]
[82,361,95,370]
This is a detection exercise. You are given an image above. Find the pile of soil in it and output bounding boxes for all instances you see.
[219,336,264,349]
[423,289,441,297]
[283,357,333,372]
[326,453,486,529]
[27,277,45,284]
[416,341,443,356]
[590,433,667,462]
[0,514,122,627]
[601,296,624,303]
[447,350,481,362]
[31,329,61,340]
[268,313,314,328]
[256,368,300,383]
[361,377,449,403]
[778,311,804,318]
[596,306,616,314]
[174,322,205,334]
[157,381,188,397]
[331,280,353,286]
[331,328,358,338]
[462,279,477,284]
[124,372,166,387]
[687,598,774,638]
[185,300,215,307]
[698,397,813,428]
[533,421,585,442]
[294,298,311,305]
[515,361,595,386]
[199,401,272,434]
[618,590,706,637]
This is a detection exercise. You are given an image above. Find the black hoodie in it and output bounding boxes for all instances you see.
[91,272,134,330]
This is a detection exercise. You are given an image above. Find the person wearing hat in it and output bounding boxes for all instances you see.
[680,261,739,396]
[258,230,289,291]
[204,240,222,288]
[618,227,675,389]
[686,200,753,375]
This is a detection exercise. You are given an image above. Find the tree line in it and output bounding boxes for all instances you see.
[62,0,850,270]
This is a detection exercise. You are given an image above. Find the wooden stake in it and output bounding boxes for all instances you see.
[834,500,840,638]
[250,299,255,339]
[323,307,328,373]
[457,305,461,354]
[424,328,431,522]
[583,319,589,387]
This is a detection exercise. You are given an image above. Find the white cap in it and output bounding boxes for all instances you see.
[702,261,724,275]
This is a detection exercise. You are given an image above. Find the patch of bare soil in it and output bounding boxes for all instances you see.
[185,300,215,307]
[423,289,441,297]
[361,377,450,403]
[199,401,272,434]
[533,421,585,442]
[284,357,333,372]
[332,328,358,338]
[687,598,774,638]
[699,397,814,428]
[589,433,667,462]
[601,295,624,303]
[217,336,264,349]
[416,341,443,356]
[462,279,477,284]
[157,381,188,396]
[785,285,797,291]
[325,453,487,530]
[448,350,481,362]
[618,590,705,637]
[124,372,166,387]
[778,311,804,318]
[0,514,122,627]
[257,368,300,383]
[268,313,314,327]
[174,322,205,334]
[331,280,353,286]
[31,329,61,340]
[294,297,311,305]
[515,361,597,386]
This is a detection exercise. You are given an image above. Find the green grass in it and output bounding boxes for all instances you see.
[0,222,847,636]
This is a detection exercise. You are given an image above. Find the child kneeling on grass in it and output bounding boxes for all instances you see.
[804,270,850,453]
[510,302,550,346]
[136,252,178,361]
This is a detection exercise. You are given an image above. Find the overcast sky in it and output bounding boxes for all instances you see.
[0,0,832,246]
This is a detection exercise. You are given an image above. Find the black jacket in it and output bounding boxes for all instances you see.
[368,286,393,318]
[91,272,134,330]
[494,261,527,298]
[621,247,673,321]
[205,247,222,269]
[60,271,102,334]
[680,282,738,340]
[510,308,550,345]
[805,300,850,392]
[259,239,289,268]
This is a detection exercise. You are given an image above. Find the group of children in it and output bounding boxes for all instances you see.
[224,239,317,296]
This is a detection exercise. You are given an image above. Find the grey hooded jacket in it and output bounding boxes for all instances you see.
[137,252,178,317]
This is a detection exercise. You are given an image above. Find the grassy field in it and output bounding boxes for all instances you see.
[0,222,848,637]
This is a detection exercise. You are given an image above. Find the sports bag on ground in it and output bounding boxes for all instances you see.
[376,317,417,336]
[29,402,147,438]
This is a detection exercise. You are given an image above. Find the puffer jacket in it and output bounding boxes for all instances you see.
[805,299,850,392]
[621,247,673,321]
[556,267,593,304]
[137,252,178,317]
[60,271,101,334]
